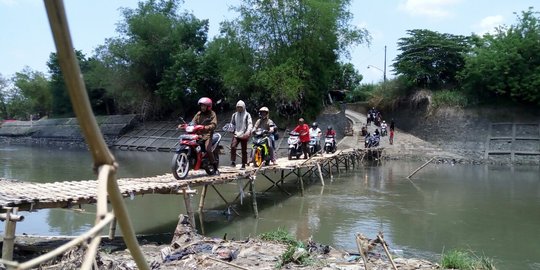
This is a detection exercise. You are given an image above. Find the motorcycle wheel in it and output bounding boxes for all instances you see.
[204,151,219,175]
[172,152,190,180]
[254,147,263,167]
[288,149,293,160]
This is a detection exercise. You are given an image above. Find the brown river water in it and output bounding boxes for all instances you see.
[1,145,539,269]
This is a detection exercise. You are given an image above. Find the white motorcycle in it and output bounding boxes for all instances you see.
[324,135,336,153]
[308,135,321,157]
[287,131,303,160]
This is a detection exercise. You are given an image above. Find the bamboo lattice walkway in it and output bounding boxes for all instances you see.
[0,149,376,212]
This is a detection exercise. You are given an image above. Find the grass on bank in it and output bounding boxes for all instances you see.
[441,249,496,270]
[259,228,313,267]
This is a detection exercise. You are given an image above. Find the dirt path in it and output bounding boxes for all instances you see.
[341,110,464,161]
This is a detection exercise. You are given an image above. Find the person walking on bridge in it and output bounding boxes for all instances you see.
[293,118,310,159]
[229,100,253,169]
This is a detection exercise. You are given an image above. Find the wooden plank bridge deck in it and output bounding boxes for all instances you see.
[0,148,381,213]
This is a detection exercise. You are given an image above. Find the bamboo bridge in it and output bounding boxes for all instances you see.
[0,147,383,235]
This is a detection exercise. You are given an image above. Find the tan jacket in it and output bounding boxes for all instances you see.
[191,110,217,140]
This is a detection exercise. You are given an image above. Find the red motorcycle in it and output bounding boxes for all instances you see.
[171,118,222,180]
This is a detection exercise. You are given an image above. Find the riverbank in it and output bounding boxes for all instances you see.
[6,217,439,270]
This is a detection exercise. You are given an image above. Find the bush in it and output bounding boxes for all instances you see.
[367,77,412,109]
[259,229,312,267]
[441,249,496,270]
[431,90,469,108]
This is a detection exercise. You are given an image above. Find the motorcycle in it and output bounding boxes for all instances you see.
[251,128,272,167]
[381,126,388,137]
[171,117,223,180]
[364,133,380,148]
[308,135,321,156]
[287,131,303,160]
[324,135,336,153]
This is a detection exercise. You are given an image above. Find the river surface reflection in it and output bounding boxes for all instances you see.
[1,145,539,269]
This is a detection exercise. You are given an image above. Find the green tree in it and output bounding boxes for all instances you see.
[393,29,471,89]
[211,0,370,118]
[334,62,363,91]
[0,74,9,119]
[99,0,212,119]
[12,68,52,118]
[460,8,540,105]
[47,52,74,117]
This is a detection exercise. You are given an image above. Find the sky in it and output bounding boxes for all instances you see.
[0,0,537,84]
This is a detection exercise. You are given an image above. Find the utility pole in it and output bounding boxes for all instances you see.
[383,45,387,82]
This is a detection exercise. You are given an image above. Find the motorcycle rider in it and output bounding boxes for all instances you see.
[292,118,310,159]
[380,120,388,136]
[326,126,336,150]
[252,106,277,165]
[367,107,376,125]
[230,100,253,169]
[182,97,218,168]
[309,122,322,152]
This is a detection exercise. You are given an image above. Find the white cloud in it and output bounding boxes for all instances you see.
[399,0,462,19]
[474,15,504,35]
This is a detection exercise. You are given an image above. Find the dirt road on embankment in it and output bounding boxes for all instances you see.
[342,109,465,163]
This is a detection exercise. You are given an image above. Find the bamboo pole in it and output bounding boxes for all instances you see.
[205,256,249,270]
[407,157,436,179]
[250,180,259,218]
[211,185,241,216]
[1,208,23,261]
[377,234,398,270]
[316,162,326,186]
[108,217,117,240]
[355,234,369,270]
[44,1,148,269]
[298,167,305,196]
[16,213,115,269]
[198,185,208,213]
[183,189,196,229]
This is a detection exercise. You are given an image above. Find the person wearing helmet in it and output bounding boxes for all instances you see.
[186,97,218,167]
[326,126,336,150]
[229,100,253,169]
[380,120,388,136]
[309,122,322,152]
[293,118,310,159]
[253,106,278,165]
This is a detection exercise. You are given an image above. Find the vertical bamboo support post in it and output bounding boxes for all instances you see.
[198,185,208,213]
[249,179,259,218]
[328,160,333,181]
[336,157,341,175]
[1,207,24,262]
[298,167,304,196]
[182,189,195,230]
[108,217,117,240]
[316,162,325,186]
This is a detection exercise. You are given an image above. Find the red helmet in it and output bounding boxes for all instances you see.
[198,97,212,110]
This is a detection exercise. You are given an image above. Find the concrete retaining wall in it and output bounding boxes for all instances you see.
[0,115,140,143]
